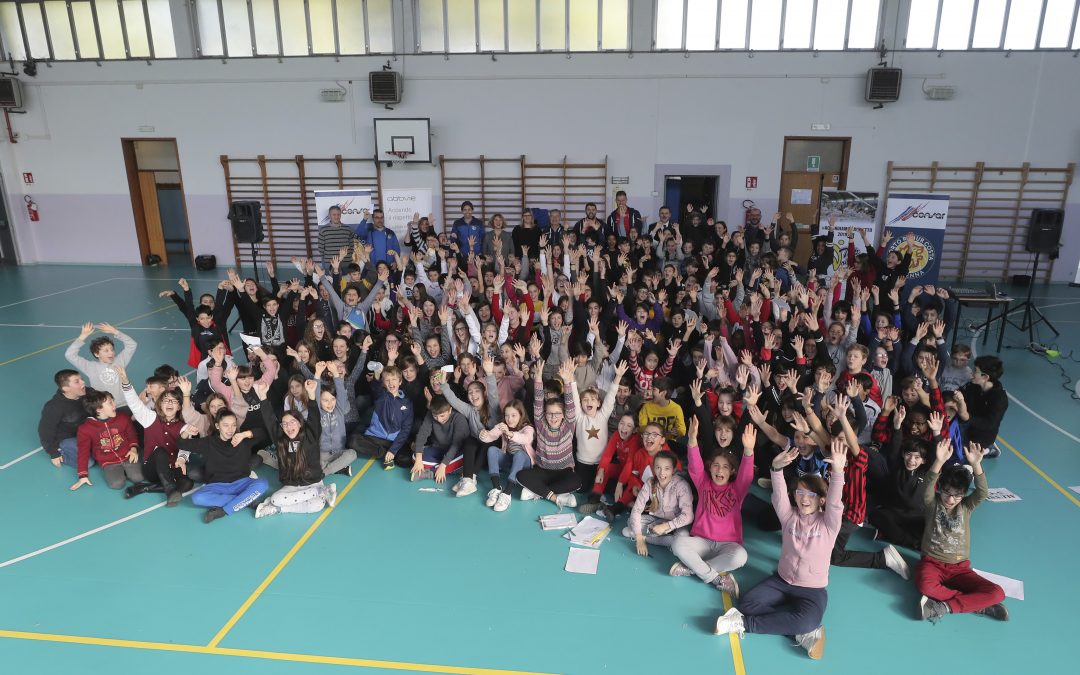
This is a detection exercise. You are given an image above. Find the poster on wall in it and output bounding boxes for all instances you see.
[819,191,879,275]
[380,188,433,241]
[314,190,373,228]
[881,193,950,285]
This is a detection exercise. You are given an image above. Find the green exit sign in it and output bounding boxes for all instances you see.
[807,155,821,171]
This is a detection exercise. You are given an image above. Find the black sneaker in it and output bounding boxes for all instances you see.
[984,444,1002,459]
[976,603,1009,621]
[336,465,353,477]
[203,507,227,524]
[165,490,183,507]
[600,505,616,522]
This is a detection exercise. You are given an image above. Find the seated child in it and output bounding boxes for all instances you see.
[406,395,469,482]
[515,359,581,507]
[64,322,138,406]
[589,413,642,512]
[255,381,336,518]
[637,376,687,442]
[602,422,679,521]
[916,440,1007,622]
[177,411,268,523]
[625,450,693,556]
[714,439,847,660]
[670,419,754,595]
[573,360,627,510]
[71,389,144,491]
[870,437,932,551]
[480,400,536,512]
[347,365,414,469]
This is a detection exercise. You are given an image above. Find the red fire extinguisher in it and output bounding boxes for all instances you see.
[25,195,39,222]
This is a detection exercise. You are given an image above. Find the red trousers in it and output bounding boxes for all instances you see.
[916,556,1004,614]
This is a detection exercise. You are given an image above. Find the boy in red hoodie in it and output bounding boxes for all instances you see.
[71,389,144,492]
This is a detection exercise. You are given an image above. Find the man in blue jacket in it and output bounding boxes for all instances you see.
[452,201,485,256]
[362,208,402,266]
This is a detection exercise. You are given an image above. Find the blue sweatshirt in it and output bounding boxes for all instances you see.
[366,379,414,454]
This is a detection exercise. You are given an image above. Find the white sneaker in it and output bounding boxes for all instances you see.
[669,562,693,577]
[493,492,512,512]
[555,493,577,508]
[323,483,337,509]
[519,487,542,501]
[883,544,910,580]
[451,478,462,493]
[794,626,825,660]
[713,607,745,638]
[756,477,772,489]
[485,488,501,508]
[254,502,278,519]
[456,477,478,497]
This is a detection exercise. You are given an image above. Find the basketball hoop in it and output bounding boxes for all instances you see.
[384,150,411,168]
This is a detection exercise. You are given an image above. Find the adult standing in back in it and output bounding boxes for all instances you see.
[606,190,643,240]
[362,208,401,267]
[318,205,357,267]
[452,201,485,257]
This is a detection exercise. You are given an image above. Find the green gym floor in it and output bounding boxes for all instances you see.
[0,264,1077,675]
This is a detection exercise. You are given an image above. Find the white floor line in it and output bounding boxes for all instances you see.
[0,278,120,310]
[1006,392,1080,445]
[0,447,42,470]
[0,323,188,331]
[0,487,201,569]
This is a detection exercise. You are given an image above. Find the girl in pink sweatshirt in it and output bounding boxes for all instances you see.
[669,416,755,596]
[713,437,847,661]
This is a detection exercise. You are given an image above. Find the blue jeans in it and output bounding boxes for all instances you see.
[737,573,828,636]
[57,438,87,471]
[486,446,532,484]
[191,477,269,515]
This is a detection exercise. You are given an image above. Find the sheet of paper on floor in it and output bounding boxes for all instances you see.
[565,547,600,575]
[973,569,1025,601]
[986,487,1021,503]
[539,513,578,530]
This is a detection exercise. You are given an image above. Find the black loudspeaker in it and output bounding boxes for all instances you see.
[195,254,217,271]
[1026,208,1064,255]
[229,201,264,244]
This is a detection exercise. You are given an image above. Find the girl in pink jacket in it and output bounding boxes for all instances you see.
[713,437,848,661]
[669,412,755,596]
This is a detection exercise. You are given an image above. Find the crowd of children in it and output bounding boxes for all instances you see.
[41,199,1013,659]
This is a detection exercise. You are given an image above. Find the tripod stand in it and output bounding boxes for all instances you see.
[1005,253,1059,343]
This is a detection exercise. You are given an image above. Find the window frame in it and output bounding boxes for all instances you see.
[901,0,1080,52]
[414,0,631,54]
[0,0,170,61]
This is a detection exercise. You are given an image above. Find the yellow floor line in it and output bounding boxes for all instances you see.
[998,436,1080,509]
[206,458,375,648]
[0,629,557,675]
[0,304,172,367]
[721,591,747,675]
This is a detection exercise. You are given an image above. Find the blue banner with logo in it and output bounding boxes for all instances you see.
[882,193,950,285]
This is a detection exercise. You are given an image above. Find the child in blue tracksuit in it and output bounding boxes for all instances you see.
[176,410,268,524]
[347,365,414,469]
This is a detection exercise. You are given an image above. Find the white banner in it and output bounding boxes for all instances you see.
[380,188,433,241]
[819,191,879,274]
[314,190,373,228]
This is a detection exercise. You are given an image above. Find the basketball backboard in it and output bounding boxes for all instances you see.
[373,118,431,164]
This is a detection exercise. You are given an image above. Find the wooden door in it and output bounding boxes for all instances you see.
[779,172,823,264]
[138,171,168,265]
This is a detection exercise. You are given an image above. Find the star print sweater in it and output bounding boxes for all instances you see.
[572,379,619,465]
[687,444,754,544]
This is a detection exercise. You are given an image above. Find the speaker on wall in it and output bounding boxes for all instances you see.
[229,201,263,244]
[1026,208,1064,256]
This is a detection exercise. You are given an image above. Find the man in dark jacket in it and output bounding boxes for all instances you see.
[605,190,644,240]
[38,369,87,470]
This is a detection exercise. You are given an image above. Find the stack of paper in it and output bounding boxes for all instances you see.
[564,516,611,548]
[539,513,578,530]
[986,487,1021,503]
[565,547,600,575]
